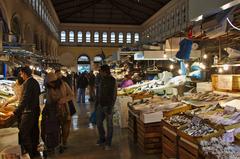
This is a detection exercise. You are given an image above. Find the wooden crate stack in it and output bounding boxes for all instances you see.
[128,110,138,143]
[136,119,162,154]
[161,120,179,159]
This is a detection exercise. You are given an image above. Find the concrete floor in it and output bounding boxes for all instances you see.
[50,101,159,159]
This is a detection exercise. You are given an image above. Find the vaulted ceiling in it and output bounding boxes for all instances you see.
[51,0,171,25]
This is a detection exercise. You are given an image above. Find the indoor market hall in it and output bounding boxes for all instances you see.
[0,0,240,159]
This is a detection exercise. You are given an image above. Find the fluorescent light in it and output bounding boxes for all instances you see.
[178,69,182,75]
[220,0,240,10]
[195,15,203,22]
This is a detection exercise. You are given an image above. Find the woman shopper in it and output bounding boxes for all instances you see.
[42,72,74,152]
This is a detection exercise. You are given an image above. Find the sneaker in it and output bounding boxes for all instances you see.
[104,145,112,151]
[88,123,94,129]
[96,140,105,146]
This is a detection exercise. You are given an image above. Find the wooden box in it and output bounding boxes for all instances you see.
[161,120,179,159]
[136,119,162,154]
[177,126,223,159]
[128,110,138,143]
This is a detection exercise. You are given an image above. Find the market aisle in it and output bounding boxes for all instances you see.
[51,101,159,159]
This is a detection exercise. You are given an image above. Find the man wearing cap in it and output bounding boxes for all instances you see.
[9,66,41,158]
[96,65,117,150]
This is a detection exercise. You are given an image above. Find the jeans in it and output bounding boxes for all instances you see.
[77,88,86,103]
[96,106,113,146]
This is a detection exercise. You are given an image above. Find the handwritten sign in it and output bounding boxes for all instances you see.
[217,75,233,90]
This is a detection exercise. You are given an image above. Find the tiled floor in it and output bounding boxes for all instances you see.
[51,101,159,159]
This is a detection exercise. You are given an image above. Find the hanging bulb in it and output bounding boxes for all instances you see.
[223,64,229,71]
[218,68,223,73]
[203,54,208,59]
[185,63,189,68]
[163,54,167,58]
[178,69,182,75]
[169,64,174,70]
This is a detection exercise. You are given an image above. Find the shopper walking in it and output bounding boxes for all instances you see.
[9,66,41,158]
[96,65,117,150]
[77,72,88,103]
[41,72,62,154]
[54,71,74,148]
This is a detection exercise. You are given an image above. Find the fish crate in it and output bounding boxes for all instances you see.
[128,110,138,143]
[136,119,162,154]
[161,120,179,159]
[177,125,224,159]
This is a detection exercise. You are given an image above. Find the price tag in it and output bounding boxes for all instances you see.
[223,131,234,143]
[192,116,202,125]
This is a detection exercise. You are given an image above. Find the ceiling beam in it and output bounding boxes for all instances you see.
[61,0,104,20]
[109,0,143,23]
[128,0,159,11]
[111,0,149,20]
[56,0,93,13]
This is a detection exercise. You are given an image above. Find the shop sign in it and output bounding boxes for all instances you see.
[0,54,10,61]
[217,75,233,90]
[134,52,144,60]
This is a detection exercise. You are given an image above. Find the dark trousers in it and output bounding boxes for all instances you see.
[19,113,39,157]
[77,88,86,103]
[96,106,113,146]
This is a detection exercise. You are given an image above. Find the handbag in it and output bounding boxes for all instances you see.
[68,100,76,116]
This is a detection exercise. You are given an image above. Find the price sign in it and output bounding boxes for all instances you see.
[223,131,234,143]
[217,75,233,90]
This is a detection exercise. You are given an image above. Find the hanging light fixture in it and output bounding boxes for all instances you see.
[203,54,208,59]
[218,68,223,73]
[169,64,174,70]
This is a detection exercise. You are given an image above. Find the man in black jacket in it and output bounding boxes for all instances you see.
[96,65,117,150]
[10,66,41,158]
[77,72,88,103]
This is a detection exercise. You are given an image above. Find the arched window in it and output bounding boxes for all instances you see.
[60,31,66,42]
[78,31,82,43]
[94,32,99,43]
[126,33,131,44]
[69,31,74,42]
[102,32,107,43]
[118,32,123,44]
[134,33,139,43]
[110,32,115,43]
[86,31,91,43]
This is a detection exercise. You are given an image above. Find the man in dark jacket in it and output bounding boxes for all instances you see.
[96,65,117,150]
[77,72,89,103]
[10,66,41,158]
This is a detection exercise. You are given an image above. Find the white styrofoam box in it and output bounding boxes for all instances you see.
[197,82,212,92]
[115,96,132,128]
[140,111,163,124]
